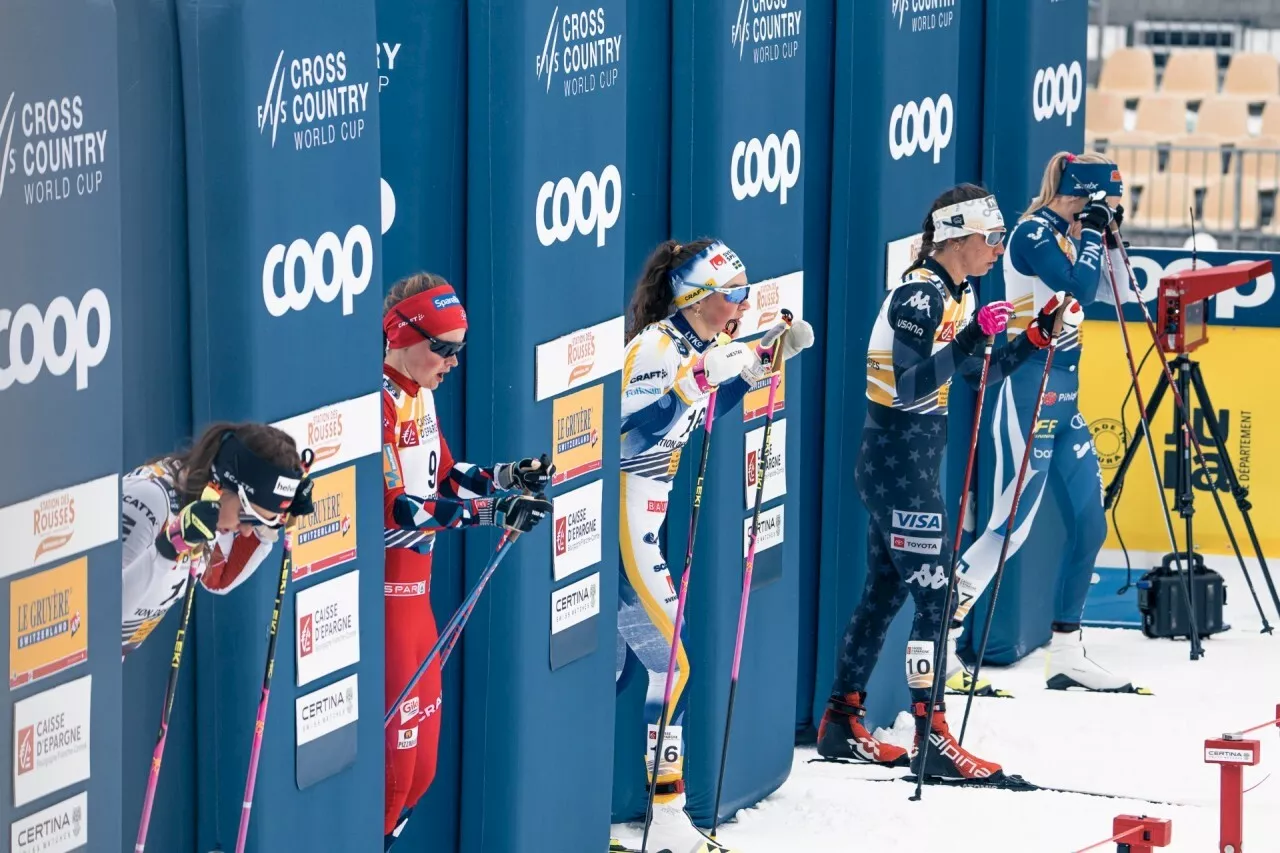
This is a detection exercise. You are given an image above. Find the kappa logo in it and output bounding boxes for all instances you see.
[907,562,947,588]
[905,290,933,316]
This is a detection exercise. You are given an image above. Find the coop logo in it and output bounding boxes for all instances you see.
[1,289,111,393]
[256,49,370,151]
[376,41,402,92]
[731,129,801,205]
[262,224,373,317]
[534,6,623,98]
[730,0,804,64]
[889,94,953,164]
[892,0,957,33]
[1032,61,1083,126]
[0,91,110,207]
[535,165,621,247]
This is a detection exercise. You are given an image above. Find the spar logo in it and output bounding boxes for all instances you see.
[0,90,110,207]
[888,94,953,164]
[536,165,622,247]
[730,0,804,64]
[892,0,957,33]
[262,224,373,317]
[376,41,403,92]
[306,407,345,463]
[731,130,801,205]
[256,49,370,151]
[534,5,623,98]
[1033,61,1083,126]
[1,290,112,392]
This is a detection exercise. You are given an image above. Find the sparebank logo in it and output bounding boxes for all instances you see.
[1032,61,1083,126]
[1,290,111,392]
[534,6,623,98]
[1,90,110,207]
[256,49,370,151]
[888,94,953,164]
[731,130,801,205]
[535,165,622,248]
[730,0,804,64]
[262,225,373,317]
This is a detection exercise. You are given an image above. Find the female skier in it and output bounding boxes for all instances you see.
[816,183,1083,782]
[120,422,314,658]
[380,272,555,850]
[616,238,813,853]
[945,153,1144,697]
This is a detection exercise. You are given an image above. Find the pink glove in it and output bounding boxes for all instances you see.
[975,300,1016,336]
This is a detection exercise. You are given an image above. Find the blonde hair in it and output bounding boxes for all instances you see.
[1020,151,1115,222]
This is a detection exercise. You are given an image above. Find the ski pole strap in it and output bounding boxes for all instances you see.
[826,696,866,718]
[912,700,946,715]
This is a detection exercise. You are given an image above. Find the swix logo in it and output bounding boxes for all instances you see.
[256,49,370,151]
[534,6,623,98]
[930,732,993,778]
[535,165,622,247]
[1,289,111,392]
[262,224,373,317]
[892,510,942,532]
[905,291,933,316]
[731,130,801,205]
[1032,61,1083,127]
[888,94,954,164]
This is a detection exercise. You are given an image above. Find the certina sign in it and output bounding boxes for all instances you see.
[730,0,804,64]
[256,50,370,151]
[262,224,373,317]
[535,165,622,248]
[10,790,87,853]
[892,0,957,33]
[731,130,801,205]
[1032,61,1083,127]
[535,6,623,98]
[888,94,953,164]
[0,91,109,207]
[1,289,111,392]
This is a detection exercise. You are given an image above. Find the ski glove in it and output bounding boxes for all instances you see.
[1078,199,1114,235]
[476,492,553,533]
[156,498,220,559]
[1026,291,1082,348]
[975,301,1016,336]
[696,341,755,390]
[495,454,556,493]
[1104,204,1125,249]
[286,477,315,519]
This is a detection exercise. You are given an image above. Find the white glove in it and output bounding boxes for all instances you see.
[1060,296,1084,334]
[699,341,755,387]
[778,319,814,360]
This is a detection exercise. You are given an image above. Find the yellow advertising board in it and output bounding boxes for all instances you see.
[293,465,358,581]
[1078,320,1272,556]
[743,358,786,422]
[552,384,604,486]
[10,557,88,689]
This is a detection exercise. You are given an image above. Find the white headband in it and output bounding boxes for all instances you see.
[670,241,747,310]
[932,195,1005,241]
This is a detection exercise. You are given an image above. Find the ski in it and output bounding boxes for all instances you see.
[609,839,639,853]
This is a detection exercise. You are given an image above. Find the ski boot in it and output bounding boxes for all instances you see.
[944,626,1012,698]
[1045,628,1152,694]
[910,701,1006,783]
[816,692,911,766]
[633,781,741,853]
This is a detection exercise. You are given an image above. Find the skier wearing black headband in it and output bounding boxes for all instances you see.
[120,422,314,658]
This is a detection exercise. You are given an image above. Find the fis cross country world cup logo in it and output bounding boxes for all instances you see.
[535,5,623,98]
[376,41,402,93]
[256,49,370,151]
[730,0,804,64]
[0,90,110,208]
[892,0,957,33]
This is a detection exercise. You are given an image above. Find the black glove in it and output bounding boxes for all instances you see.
[1104,204,1125,249]
[1078,199,1114,235]
[477,493,553,533]
[494,454,555,493]
[156,499,220,559]
[287,476,315,518]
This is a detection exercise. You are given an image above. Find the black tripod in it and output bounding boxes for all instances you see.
[1103,353,1279,644]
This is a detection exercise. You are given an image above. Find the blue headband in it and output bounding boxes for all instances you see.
[1060,160,1124,198]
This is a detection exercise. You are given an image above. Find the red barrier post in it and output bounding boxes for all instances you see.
[1204,737,1261,852]
[1110,815,1172,853]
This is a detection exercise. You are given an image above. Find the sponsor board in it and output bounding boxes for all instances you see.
[535,165,622,248]
[552,480,604,582]
[735,271,803,336]
[744,419,787,506]
[0,290,112,393]
[261,224,373,318]
[0,475,118,581]
[535,315,625,401]
[885,232,924,291]
[731,131,801,205]
[552,384,604,486]
[551,572,601,635]
[295,571,361,686]
[255,48,371,151]
[13,675,92,807]
[270,393,381,472]
[9,790,87,853]
[292,466,357,581]
[742,505,785,558]
[295,673,359,747]
[742,360,786,422]
[10,557,87,690]
[730,0,805,64]
[1204,747,1256,764]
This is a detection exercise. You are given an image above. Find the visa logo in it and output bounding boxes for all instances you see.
[892,510,942,531]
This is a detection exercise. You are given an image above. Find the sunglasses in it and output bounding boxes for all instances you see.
[396,310,467,357]
[975,229,1006,247]
[722,286,750,304]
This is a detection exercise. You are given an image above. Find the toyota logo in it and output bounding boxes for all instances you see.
[888,94,954,164]
[1032,61,1083,126]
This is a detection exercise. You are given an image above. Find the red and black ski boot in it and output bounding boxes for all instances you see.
[816,693,911,767]
[910,701,1013,785]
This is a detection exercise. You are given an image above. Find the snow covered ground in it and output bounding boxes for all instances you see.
[612,555,1280,852]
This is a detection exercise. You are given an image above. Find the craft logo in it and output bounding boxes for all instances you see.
[730,0,804,64]
[534,6,623,98]
[293,466,358,580]
[11,790,87,853]
[376,41,403,92]
[551,572,601,634]
[31,493,75,562]
[1,91,110,208]
[10,558,88,690]
[892,0,957,33]
[306,407,345,463]
[552,384,604,485]
[1088,418,1127,469]
[256,49,370,151]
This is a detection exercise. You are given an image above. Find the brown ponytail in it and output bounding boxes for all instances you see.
[625,238,717,343]
[152,422,303,504]
[905,182,997,275]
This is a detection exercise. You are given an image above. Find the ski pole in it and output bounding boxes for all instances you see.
[709,312,792,840]
[234,449,314,853]
[1106,238,1277,629]
[638,335,732,853]
[910,338,993,802]
[959,320,1062,746]
[135,487,219,852]
[385,527,521,726]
